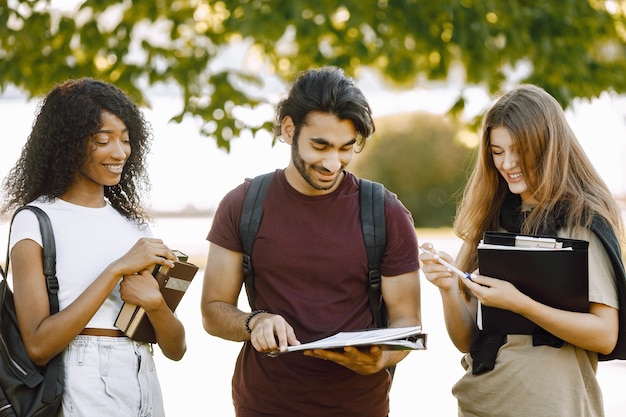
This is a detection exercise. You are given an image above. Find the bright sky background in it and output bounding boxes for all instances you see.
[1,81,626,213]
[1,77,625,213]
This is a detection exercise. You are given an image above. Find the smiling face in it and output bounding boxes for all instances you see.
[490,126,536,203]
[63,110,131,205]
[282,112,357,195]
[81,110,130,185]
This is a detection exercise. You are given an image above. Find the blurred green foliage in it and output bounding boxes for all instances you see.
[2,0,626,151]
[352,111,475,227]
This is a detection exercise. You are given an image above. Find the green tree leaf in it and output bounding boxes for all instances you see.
[2,0,625,150]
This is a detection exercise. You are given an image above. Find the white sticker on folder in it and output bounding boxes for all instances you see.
[164,277,190,292]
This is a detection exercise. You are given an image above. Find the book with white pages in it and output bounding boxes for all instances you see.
[269,326,426,356]
[478,231,589,334]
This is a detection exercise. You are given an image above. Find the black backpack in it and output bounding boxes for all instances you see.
[239,172,389,328]
[0,205,63,416]
[591,217,626,361]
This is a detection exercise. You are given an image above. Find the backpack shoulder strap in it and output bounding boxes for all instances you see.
[591,217,626,360]
[4,205,61,403]
[359,178,387,328]
[238,173,387,322]
[5,206,59,314]
[240,172,275,309]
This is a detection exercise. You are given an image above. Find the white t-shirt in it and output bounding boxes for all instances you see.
[9,198,152,329]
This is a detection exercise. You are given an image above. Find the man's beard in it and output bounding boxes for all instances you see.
[291,139,340,191]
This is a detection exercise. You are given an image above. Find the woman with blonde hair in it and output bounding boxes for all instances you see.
[420,84,625,417]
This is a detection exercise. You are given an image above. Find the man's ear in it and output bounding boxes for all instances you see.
[281,116,295,144]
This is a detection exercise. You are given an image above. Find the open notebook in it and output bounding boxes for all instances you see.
[268,326,426,356]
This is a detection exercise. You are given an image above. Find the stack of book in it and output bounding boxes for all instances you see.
[478,231,589,334]
[115,251,199,343]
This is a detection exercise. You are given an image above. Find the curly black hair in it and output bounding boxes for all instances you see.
[1,78,152,224]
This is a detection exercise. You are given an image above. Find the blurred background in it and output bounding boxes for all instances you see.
[1,1,626,415]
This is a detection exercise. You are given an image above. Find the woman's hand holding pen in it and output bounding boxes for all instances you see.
[421,241,530,323]
[420,243,481,351]
[419,243,465,291]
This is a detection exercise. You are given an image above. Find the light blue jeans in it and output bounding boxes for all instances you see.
[60,335,165,417]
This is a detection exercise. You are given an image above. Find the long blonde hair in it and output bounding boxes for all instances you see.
[454,84,624,272]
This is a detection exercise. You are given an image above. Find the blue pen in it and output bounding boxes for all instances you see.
[419,245,473,281]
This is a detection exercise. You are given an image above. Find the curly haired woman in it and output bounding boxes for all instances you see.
[1,78,186,416]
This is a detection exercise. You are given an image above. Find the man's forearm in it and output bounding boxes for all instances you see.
[202,301,251,342]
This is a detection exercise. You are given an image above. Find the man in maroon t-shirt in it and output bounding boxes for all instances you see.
[201,67,421,417]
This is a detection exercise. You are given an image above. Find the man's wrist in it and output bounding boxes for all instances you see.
[245,309,267,333]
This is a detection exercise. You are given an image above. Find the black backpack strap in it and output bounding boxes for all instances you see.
[6,206,59,314]
[240,172,275,309]
[239,174,387,325]
[359,179,387,328]
[5,205,61,403]
[591,217,626,361]
[360,179,395,379]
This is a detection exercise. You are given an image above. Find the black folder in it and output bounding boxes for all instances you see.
[478,231,589,334]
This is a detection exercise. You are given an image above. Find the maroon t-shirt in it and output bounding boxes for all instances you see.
[208,169,419,417]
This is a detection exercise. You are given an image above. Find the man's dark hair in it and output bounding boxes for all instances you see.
[1,78,152,223]
[273,67,375,151]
